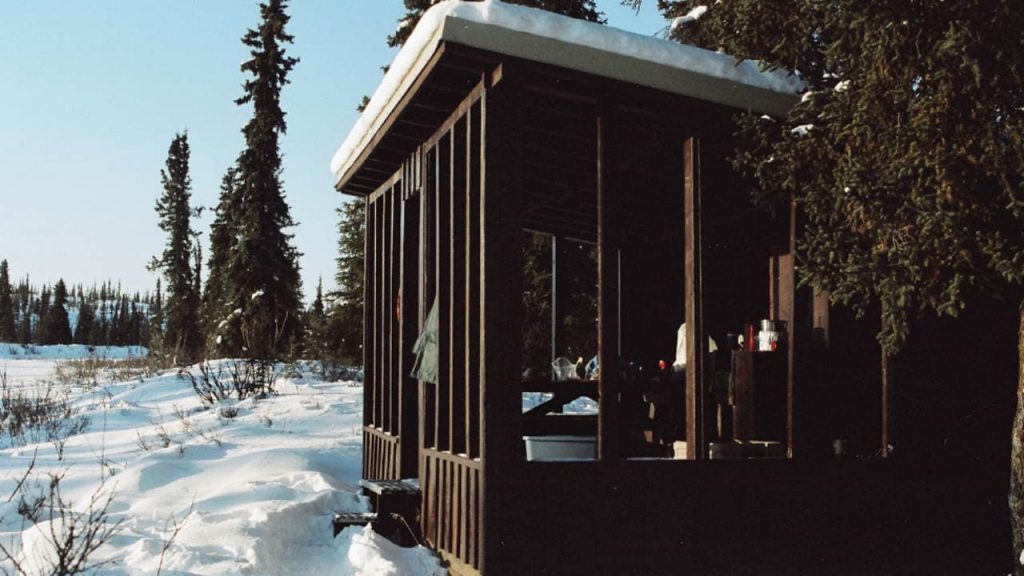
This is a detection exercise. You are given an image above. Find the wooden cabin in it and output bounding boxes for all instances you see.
[332,2,1015,573]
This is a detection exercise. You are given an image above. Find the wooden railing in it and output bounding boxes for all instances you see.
[363,426,401,480]
[422,448,482,572]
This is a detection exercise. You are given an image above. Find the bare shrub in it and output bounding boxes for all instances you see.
[0,372,89,447]
[314,362,362,383]
[1,466,123,575]
[53,353,166,388]
[186,359,275,406]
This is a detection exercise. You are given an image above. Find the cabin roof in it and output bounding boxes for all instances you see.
[331,0,803,193]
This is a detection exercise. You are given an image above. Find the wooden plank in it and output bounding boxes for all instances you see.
[362,196,373,435]
[400,179,421,477]
[379,191,388,431]
[467,467,477,566]
[418,148,430,475]
[467,100,483,460]
[684,137,707,460]
[423,80,488,154]
[436,132,452,452]
[458,462,468,560]
[881,307,894,458]
[780,199,796,457]
[451,118,468,456]
[597,101,620,461]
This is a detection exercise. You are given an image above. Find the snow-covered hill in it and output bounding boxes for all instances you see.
[0,345,445,575]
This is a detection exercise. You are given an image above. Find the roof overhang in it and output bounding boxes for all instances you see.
[332,0,803,193]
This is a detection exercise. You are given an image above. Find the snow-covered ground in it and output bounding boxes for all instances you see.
[0,344,446,575]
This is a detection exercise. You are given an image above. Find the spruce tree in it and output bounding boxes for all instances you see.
[16,278,31,344]
[305,278,327,361]
[330,200,366,364]
[203,166,239,353]
[42,279,72,345]
[74,298,95,345]
[653,0,1024,566]
[151,132,203,364]
[223,0,303,360]
[151,278,164,346]
[35,285,50,345]
[0,260,15,342]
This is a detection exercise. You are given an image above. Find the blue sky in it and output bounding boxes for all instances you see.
[0,1,666,302]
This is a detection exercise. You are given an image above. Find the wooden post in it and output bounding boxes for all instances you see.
[684,137,707,460]
[779,199,796,457]
[881,307,895,458]
[597,102,620,462]
[480,66,522,573]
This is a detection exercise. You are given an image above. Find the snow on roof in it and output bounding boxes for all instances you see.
[331,0,804,186]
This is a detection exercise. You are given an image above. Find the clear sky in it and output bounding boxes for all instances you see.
[0,1,667,302]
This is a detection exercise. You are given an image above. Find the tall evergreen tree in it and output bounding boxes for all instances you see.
[41,279,72,345]
[330,200,366,364]
[151,132,203,364]
[203,166,239,352]
[35,285,50,345]
[305,277,328,360]
[223,0,303,360]
[74,298,95,345]
[16,278,31,344]
[151,278,164,345]
[652,0,1024,566]
[0,260,14,342]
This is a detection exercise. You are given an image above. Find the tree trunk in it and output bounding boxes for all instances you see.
[1010,304,1024,574]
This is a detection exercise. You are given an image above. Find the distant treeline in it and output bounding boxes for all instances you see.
[0,259,155,348]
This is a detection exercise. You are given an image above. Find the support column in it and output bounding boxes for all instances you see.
[597,103,620,462]
[684,137,709,460]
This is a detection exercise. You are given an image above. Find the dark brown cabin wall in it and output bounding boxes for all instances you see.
[405,81,489,574]
[362,174,405,481]
[499,459,898,574]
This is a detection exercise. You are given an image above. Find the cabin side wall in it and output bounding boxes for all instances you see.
[497,460,899,575]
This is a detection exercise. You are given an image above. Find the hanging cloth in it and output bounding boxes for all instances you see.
[410,296,439,384]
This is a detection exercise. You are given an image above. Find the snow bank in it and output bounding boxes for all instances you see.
[0,343,148,360]
[0,348,445,575]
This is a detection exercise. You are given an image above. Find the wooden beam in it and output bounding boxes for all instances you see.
[436,131,452,452]
[363,196,374,434]
[684,137,708,460]
[451,117,468,456]
[480,63,523,574]
[337,43,450,191]
[881,307,894,458]
[597,102,621,462]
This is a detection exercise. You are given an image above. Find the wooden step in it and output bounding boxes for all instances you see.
[332,512,377,536]
[359,478,420,496]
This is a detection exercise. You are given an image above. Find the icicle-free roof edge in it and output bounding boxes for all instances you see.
[331,0,803,188]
